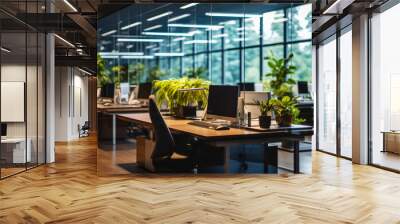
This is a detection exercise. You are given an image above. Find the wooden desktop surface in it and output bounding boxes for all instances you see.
[97,103,149,113]
[117,113,313,141]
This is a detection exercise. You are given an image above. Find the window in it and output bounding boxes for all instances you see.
[287,4,312,42]
[244,47,260,82]
[224,50,240,84]
[263,10,284,44]
[210,52,222,84]
[339,29,352,158]
[224,19,240,49]
[317,37,337,155]
[244,16,260,47]
[287,42,312,81]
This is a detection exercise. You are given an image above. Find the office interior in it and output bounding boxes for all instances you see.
[97,3,313,174]
[1,0,400,222]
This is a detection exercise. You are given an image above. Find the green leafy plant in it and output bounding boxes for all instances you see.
[147,66,166,82]
[111,65,128,88]
[183,67,208,79]
[264,52,297,99]
[270,96,304,126]
[153,77,210,113]
[258,99,273,116]
[129,63,144,84]
[97,54,111,87]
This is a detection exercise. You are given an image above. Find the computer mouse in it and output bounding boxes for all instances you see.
[215,125,230,130]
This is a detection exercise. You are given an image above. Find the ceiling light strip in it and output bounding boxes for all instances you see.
[155,52,185,57]
[102,30,117,37]
[121,22,142,30]
[1,47,11,53]
[144,25,162,31]
[117,38,164,42]
[54,34,75,48]
[205,12,261,18]
[63,0,78,12]
[168,14,191,22]
[180,3,199,9]
[147,11,173,21]
[142,31,193,37]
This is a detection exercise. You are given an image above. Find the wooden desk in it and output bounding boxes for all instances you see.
[117,113,313,173]
[97,103,149,113]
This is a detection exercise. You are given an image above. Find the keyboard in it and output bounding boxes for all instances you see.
[188,120,230,130]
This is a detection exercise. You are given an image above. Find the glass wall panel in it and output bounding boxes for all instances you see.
[317,37,337,154]
[287,4,312,42]
[288,42,312,81]
[224,50,240,84]
[210,52,222,84]
[244,47,260,82]
[262,10,284,44]
[339,29,352,158]
[371,4,400,170]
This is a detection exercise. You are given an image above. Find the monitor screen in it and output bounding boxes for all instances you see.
[237,82,255,91]
[207,85,239,118]
[1,123,7,137]
[297,81,309,94]
[101,83,115,98]
[137,83,153,99]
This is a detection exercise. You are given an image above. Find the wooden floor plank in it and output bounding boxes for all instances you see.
[0,135,400,223]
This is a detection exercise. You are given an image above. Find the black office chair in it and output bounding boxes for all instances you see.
[78,121,90,138]
[148,96,195,172]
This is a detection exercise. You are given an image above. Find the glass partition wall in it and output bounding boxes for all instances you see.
[97,3,312,175]
[0,2,46,179]
[370,3,400,171]
[98,3,312,85]
[316,26,352,159]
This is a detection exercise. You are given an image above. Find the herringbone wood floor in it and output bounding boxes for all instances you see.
[1,136,400,223]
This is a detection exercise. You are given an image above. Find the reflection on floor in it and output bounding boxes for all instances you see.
[373,150,400,171]
[97,138,312,175]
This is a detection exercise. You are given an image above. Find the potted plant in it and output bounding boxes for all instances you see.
[147,66,166,82]
[270,96,303,127]
[264,52,297,99]
[153,77,209,118]
[97,54,111,87]
[258,99,273,128]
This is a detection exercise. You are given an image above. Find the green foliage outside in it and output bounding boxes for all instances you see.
[182,67,208,79]
[147,66,166,83]
[97,54,111,87]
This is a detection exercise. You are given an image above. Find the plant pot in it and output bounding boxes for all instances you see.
[174,105,197,118]
[259,115,271,129]
[276,114,293,127]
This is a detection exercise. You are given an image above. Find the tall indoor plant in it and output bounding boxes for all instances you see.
[153,77,210,118]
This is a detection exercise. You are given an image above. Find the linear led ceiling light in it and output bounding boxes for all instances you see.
[144,25,162,31]
[126,45,133,49]
[78,68,92,76]
[213,33,228,38]
[121,55,154,59]
[205,12,261,18]
[101,30,117,37]
[155,52,185,57]
[147,11,173,21]
[1,47,11,53]
[101,55,118,59]
[99,52,144,56]
[184,40,217,44]
[54,34,75,48]
[145,44,157,49]
[117,38,164,43]
[63,0,78,12]
[121,22,142,30]
[168,14,191,22]
[142,31,194,37]
[173,37,186,42]
[168,24,224,30]
[180,3,199,9]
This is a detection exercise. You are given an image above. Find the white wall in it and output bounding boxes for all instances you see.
[55,67,89,141]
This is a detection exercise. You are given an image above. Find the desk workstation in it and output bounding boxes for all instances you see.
[102,83,314,174]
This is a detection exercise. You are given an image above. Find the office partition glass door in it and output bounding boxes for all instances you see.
[317,36,337,155]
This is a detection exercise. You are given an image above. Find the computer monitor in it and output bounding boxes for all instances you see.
[206,85,239,121]
[1,123,7,138]
[101,83,115,98]
[237,82,255,91]
[297,81,309,95]
[137,82,153,99]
